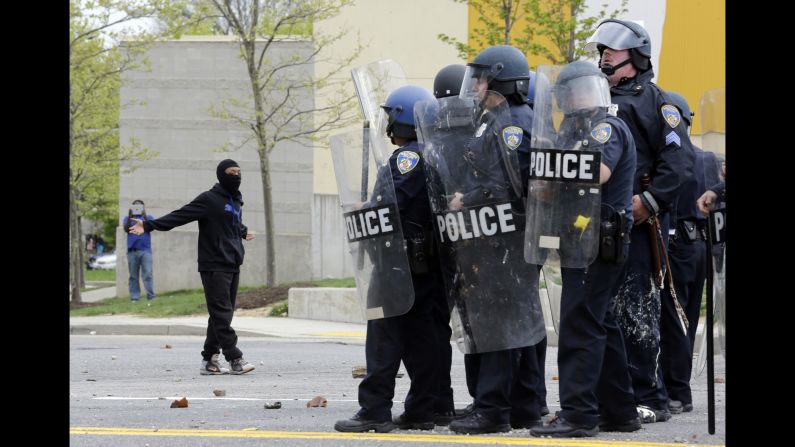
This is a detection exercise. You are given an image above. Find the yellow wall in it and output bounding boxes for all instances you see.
[466,1,564,69]
[656,0,725,135]
[467,0,725,135]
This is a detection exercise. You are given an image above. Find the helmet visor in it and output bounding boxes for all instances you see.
[584,21,645,53]
[555,75,611,114]
[459,63,502,100]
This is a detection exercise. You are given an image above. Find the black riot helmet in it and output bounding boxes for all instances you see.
[665,91,693,127]
[460,45,530,104]
[434,64,467,98]
[584,19,652,73]
[554,61,612,115]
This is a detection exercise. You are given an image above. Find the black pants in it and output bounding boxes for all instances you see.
[199,271,242,362]
[612,220,670,410]
[558,250,637,427]
[660,234,707,405]
[358,269,441,422]
[466,345,543,425]
[430,287,454,414]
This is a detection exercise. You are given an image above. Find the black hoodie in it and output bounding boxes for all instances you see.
[142,184,248,272]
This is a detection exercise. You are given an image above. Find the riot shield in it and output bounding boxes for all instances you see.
[524,65,603,268]
[351,60,407,162]
[415,91,546,354]
[692,87,726,379]
[330,130,414,319]
[701,87,726,357]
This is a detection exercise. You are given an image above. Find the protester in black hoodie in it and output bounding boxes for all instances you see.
[128,159,256,375]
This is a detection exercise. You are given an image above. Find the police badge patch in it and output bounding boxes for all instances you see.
[661,104,681,128]
[590,122,612,144]
[397,150,420,174]
[502,126,523,150]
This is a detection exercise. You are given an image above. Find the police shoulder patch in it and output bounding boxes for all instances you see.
[396,150,420,174]
[502,126,523,150]
[661,104,681,128]
[590,122,613,144]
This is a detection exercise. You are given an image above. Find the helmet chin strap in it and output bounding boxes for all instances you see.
[600,58,631,76]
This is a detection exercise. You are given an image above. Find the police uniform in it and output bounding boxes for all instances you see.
[609,69,696,414]
[533,113,639,435]
[659,146,720,411]
[508,100,548,423]
[356,140,444,426]
[451,101,545,432]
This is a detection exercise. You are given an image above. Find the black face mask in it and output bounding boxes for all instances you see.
[219,173,241,193]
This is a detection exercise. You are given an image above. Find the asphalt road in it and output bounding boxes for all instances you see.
[70,334,726,447]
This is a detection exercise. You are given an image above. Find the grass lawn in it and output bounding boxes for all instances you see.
[85,269,116,282]
[70,278,355,317]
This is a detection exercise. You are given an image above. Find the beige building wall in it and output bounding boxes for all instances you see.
[312,0,468,195]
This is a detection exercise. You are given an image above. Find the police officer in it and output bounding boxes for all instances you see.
[584,19,696,423]
[334,85,446,433]
[448,45,546,434]
[658,92,721,414]
[416,63,469,426]
[529,61,640,437]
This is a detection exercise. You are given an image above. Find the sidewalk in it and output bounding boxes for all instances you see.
[70,282,117,303]
[69,314,367,342]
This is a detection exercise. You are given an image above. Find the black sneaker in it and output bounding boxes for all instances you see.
[453,403,474,419]
[449,412,510,435]
[229,357,255,375]
[433,410,456,426]
[393,414,434,430]
[599,416,642,432]
[637,405,672,423]
[334,413,395,433]
[669,399,694,414]
[531,416,598,438]
[541,405,550,416]
[510,418,542,430]
[200,354,229,375]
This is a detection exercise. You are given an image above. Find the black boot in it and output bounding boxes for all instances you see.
[449,412,510,435]
[531,416,598,438]
[334,413,395,433]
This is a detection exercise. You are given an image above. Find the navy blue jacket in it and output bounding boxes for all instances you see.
[610,70,695,214]
[370,140,434,238]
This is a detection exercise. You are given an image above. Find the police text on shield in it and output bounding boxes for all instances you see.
[343,205,397,243]
[436,203,518,243]
[528,148,601,184]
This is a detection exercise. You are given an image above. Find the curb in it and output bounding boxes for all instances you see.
[69,324,269,338]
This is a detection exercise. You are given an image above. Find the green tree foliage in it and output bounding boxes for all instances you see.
[69,0,185,302]
[439,0,627,63]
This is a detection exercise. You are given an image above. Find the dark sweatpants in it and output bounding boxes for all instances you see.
[199,271,243,362]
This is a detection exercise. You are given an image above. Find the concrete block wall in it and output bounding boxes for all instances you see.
[117,38,315,295]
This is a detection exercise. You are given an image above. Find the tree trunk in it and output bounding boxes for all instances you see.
[70,186,84,303]
[504,0,513,44]
[258,149,276,287]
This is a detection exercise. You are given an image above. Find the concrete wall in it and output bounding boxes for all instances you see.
[311,194,355,280]
[117,38,314,296]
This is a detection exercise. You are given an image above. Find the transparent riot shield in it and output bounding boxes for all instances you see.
[524,65,603,268]
[692,87,726,379]
[330,130,414,319]
[415,91,546,354]
[351,59,407,161]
